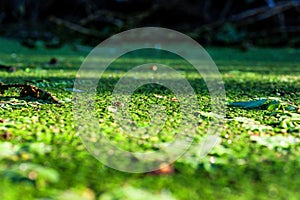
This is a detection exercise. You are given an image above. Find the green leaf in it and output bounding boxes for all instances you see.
[267,100,280,111]
[228,98,268,109]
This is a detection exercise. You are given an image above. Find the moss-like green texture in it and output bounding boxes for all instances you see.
[0,37,299,200]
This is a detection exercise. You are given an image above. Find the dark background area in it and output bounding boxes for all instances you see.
[0,0,299,48]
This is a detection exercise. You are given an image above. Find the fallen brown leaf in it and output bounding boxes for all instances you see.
[170,97,179,102]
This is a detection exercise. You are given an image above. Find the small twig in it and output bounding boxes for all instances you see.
[79,10,124,27]
[195,1,300,36]
[49,16,102,37]
[230,1,300,25]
